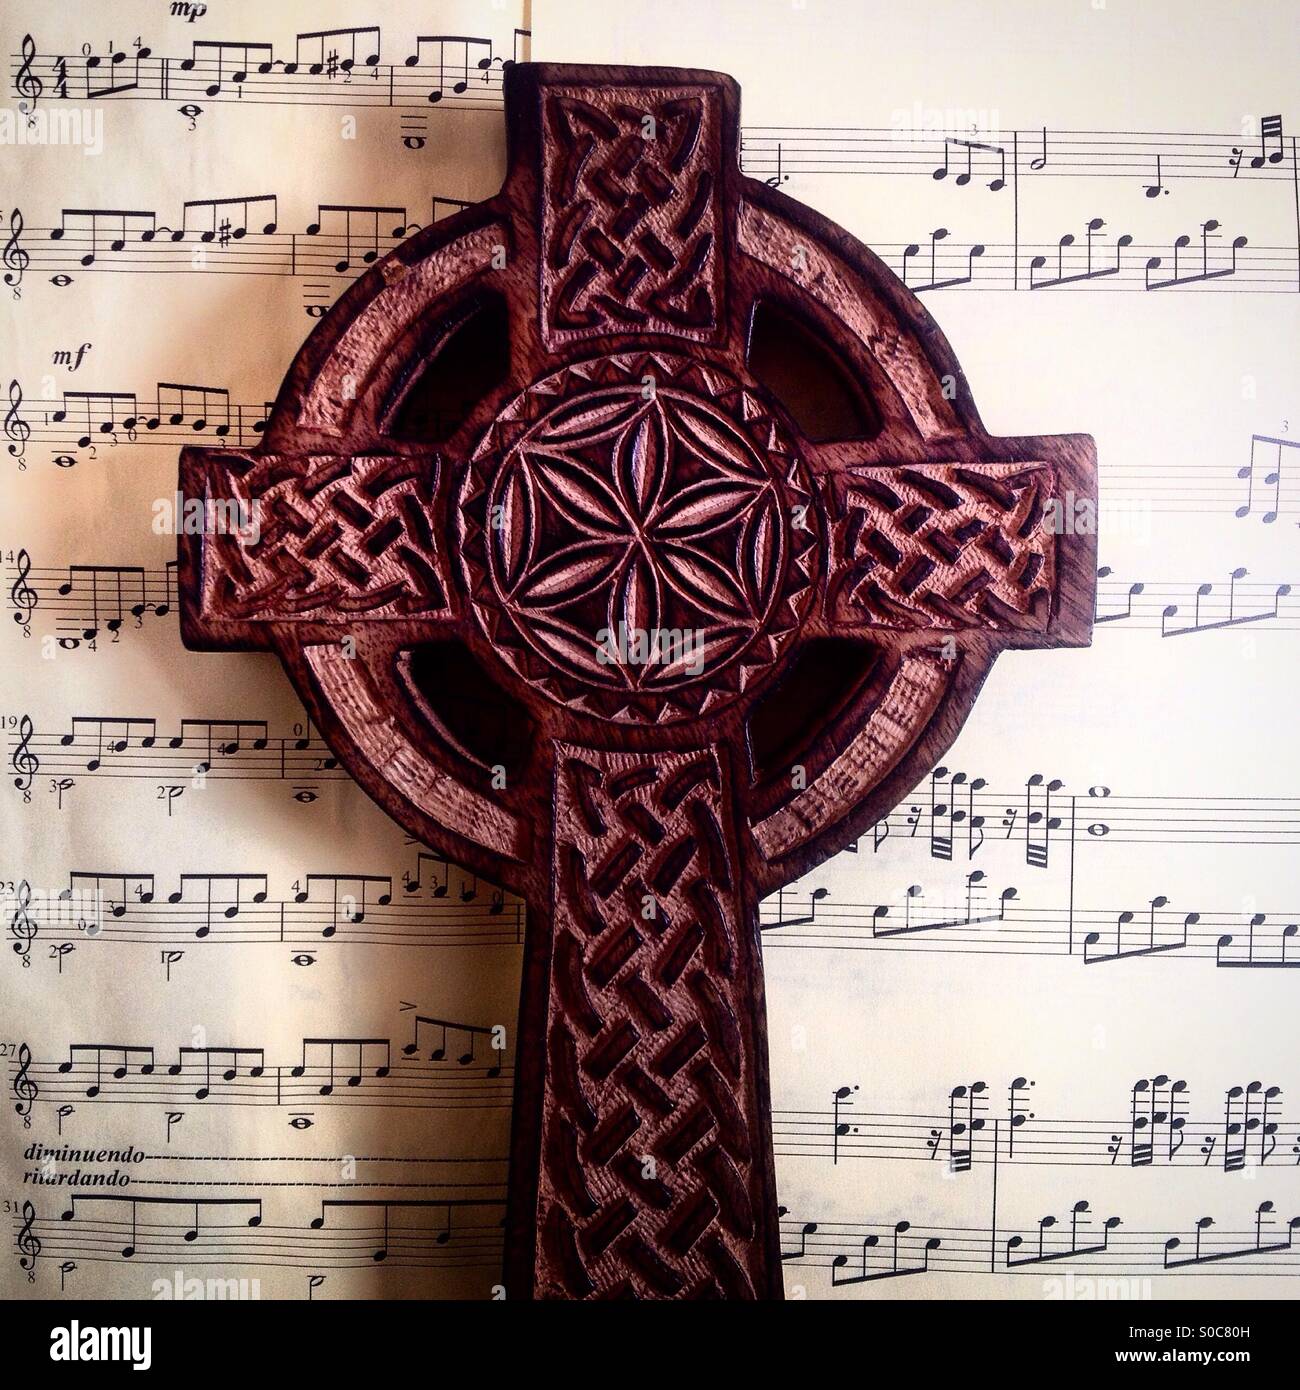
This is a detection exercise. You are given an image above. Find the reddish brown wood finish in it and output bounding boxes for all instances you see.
[178,63,1096,1300]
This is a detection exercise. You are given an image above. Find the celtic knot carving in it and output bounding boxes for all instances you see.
[540,84,724,346]
[826,462,1059,632]
[191,451,449,622]
[537,743,771,1300]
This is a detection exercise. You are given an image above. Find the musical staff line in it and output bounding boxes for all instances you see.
[12,555,1300,644]
[764,891,1296,965]
[780,1077,1298,1172]
[7,219,1298,295]
[3,863,522,952]
[11,28,531,113]
[15,1194,505,1273]
[743,124,1294,186]
[779,1203,1300,1283]
[12,722,1300,858]
[9,1039,511,1112]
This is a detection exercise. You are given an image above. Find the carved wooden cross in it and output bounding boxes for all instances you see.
[179,64,1095,1299]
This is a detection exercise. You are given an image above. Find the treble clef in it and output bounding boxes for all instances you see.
[15,34,43,112]
[5,379,30,461]
[18,1199,41,1279]
[9,548,37,634]
[3,208,28,294]
[13,1041,38,1121]
[10,881,37,966]
[11,714,39,798]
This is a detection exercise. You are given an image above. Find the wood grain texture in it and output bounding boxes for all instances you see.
[177,62,1097,1299]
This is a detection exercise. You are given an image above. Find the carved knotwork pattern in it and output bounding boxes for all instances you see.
[195,452,449,621]
[541,85,723,347]
[826,463,1059,631]
[461,353,816,723]
[537,744,767,1300]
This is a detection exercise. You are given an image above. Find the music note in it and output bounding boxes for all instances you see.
[181,41,274,98]
[780,1219,818,1261]
[403,852,450,898]
[769,884,828,930]
[401,1015,496,1070]
[933,136,1006,191]
[764,141,788,188]
[292,27,381,76]
[166,873,269,938]
[60,1195,261,1260]
[171,1046,266,1099]
[80,43,151,100]
[1094,566,1146,623]
[831,1220,940,1283]
[293,873,392,935]
[58,1044,156,1099]
[948,1081,987,1172]
[405,35,492,103]
[1164,1202,1299,1267]
[51,389,139,447]
[900,228,984,292]
[176,194,279,245]
[147,381,233,435]
[1029,217,1132,288]
[1143,154,1170,196]
[295,1037,391,1095]
[1006,1200,1119,1266]
[1145,219,1247,289]
[1236,434,1296,523]
[50,208,157,266]
[305,203,408,273]
[1249,114,1284,169]
[58,715,157,772]
[55,564,146,643]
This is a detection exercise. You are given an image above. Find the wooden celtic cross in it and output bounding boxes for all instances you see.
[179,64,1095,1300]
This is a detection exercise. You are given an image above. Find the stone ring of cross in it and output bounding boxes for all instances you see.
[179,63,1096,1300]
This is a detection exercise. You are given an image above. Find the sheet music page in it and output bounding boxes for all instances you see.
[2,0,1296,1308]
[2,0,531,1300]
[535,0,1300,1299]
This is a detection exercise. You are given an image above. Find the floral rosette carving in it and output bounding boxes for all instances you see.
[460,354,817,722]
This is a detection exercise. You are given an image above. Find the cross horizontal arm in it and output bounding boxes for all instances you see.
[819,452,1094,648]
[178,447,457,647]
